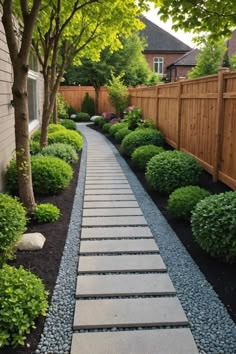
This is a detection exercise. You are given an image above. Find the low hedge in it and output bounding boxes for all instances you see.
[39,143,78,164]
[48,130,83,151]
[131,145,165,170]
[114,127,131,143]
[102,122,111,134]
[109,122,127,137]
[74,112,90,122]
[61,119,76,130]
[146,150,202,194]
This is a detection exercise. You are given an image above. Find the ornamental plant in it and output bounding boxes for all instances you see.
[81,92,95,116]
[74,112,90,122]
[107,74,129,116]
[131,145,165,170]
[33,203,60,223]
[61,119,76,130]
[57,93,70,119]
[102,122,111,134]
[0,265,48,348]
[48,130,83,151]
[167,186,211,220]
[121,128,164,156]
[109,122,128,137]
[30,140,41,155]
[39,143,78,164]
[146,150,202,194]
[124,106,142,130]
[0,194,27,264]
[191,191,236,262]
[114,127,131,143]
[94,116,103,126]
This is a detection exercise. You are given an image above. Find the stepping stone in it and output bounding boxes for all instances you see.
[85,184,131,189]
[84,189,133,195]
[84,195,136,201]
[85,180,128,184]
[71,329,199,354]
[79,239,158,254]
[81,226,152,239]
[73,297,189,329]
[86,173,125,177]
[78,254,166,273]
[83,201,139,209]
[76,273,175,297]
[82,216,147,226]
[83,208,142,216]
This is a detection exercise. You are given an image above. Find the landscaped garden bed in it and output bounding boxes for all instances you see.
[89,121,236,324]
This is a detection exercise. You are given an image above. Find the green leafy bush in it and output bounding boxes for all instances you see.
[98,117,106,127]
[191,191,236,261]
[6,157,73,196]
[48,130,83,151]
[33,203,60,223]
[61,119,76,130]
[30,140,41,155]
[146,151,202,194]
[121,128,164,156]
[107,74,129,116]
[125,107,142,130]
[39,143,78,164]
[102,122,111,133]
[114,127,131,143]
[57,93,70,119]
[81,92,95,116]
[31,130,41,142]
[75,112,90,122]
[137,118,156,130]
[94,116,103,125]
[167,186,211,220]
[0,265,48,347]
[131,145,165,170]
[0,194,27,264]
[48,124,66,134]
[67,106,78,117]
[109,122,127,136]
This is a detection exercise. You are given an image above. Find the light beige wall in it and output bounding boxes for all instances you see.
[0,19,44,191]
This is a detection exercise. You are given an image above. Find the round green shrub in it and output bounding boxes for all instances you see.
[98,118,106,127]
[121,128,164,156]
[109,122,127,137]
[167,186,211,220]
[33,203,60,223]
[48,124,66,134]
[102,122,111,134]
[6,156,73,196]
[94,116,103,126]
[30,140,41,155]
[39,143,78,164]
[114,127,131,143]
[0,194,27,263]
[146,150,202,194]
[131,145,165,170]
[0,265,48,347]
[61,119,76,130]
[48,130,83,151]
[75,112,90,122]
[191,191,236,261]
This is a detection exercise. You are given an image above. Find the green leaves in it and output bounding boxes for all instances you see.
[131,145,165,170]
[33,203,60,223]
[107,74,129,116]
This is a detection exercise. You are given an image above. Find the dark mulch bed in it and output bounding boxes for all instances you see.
[89,124,236,324]
[0,156,81,354]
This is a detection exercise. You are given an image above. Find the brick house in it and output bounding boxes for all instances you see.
[167,49,199,81]
[140,17,192,78]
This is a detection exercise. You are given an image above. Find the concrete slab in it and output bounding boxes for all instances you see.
[79,239,158,254]
[76,273,175,297]
[82,216,147,226]
[83,208,142,216]
[81,226,153,239]
[85,180,128,184]
[83,201,139,209]
[73,297,189,329]
[85,184,130,189]
[84,195,136,201]
[71,329,199,354]
[78,254,166,273]
[84,189,133,195]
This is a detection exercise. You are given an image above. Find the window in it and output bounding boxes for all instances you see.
[153,57,164,74]
[27,51,39,128]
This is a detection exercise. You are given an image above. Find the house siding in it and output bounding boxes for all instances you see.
[144,52,188,74]
[0,20,44,191]
[168,66,193,81]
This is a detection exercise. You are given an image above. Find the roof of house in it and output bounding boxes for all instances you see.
[167,48,199,68]
[140,17,192,53]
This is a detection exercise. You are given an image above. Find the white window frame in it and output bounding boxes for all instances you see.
[28,68,40,133]
[153,57,164,75]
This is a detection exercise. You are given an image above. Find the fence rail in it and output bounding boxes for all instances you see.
[129,69,236,190]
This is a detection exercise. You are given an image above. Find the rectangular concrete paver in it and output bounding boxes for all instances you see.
[84,195,136,201]
[71,328,199,354]
[85,189,133,195]
[79,239,158,254]
[78,254,166,273]
[76,273,175,297]
[83,208,143,216]
[85,184,130,189]
[83,201,139,209]
[73,297,189,329]
[81,226,153,238]
[85,180,128,184]
[82,215,147,226]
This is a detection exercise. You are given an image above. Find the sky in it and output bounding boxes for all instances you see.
[144,4,196,48]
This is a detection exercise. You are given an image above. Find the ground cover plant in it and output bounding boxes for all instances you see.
[39,143,78,164]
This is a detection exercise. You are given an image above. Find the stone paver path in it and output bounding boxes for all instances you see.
[71,126,199,354]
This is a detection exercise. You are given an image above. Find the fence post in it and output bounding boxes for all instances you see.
[155,85,159,127]
[176,80,182,150]
[212,68,229,182]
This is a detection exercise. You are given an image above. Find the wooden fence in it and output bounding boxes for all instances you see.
[59,86,114,113]
[129,69,236,190]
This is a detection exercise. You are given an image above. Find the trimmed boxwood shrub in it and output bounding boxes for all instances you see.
[6,156,73,196]
[0,265,48,347]
[33,203,60,223]
[94,116,103,126]
[114,127,131,143]
[102,122,111,134]
[131,145,165,170]
[81,92,95,117]
[167,186,211,220]
[31,125,66,142]
[98,118,106,128]
[109,122,127,137]
[48,130,83,151]
[39,143,78,164]
[61,119,76,130]
[191,191,236,261]
[146,150,202,194]
[121,128,164,156]
[75,112,90,122]
[0,194,27,263]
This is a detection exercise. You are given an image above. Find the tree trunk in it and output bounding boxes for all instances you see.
[12,62,35,212]
[95,86,100,114]
[40,74,50,147]
[53,99,58,123]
